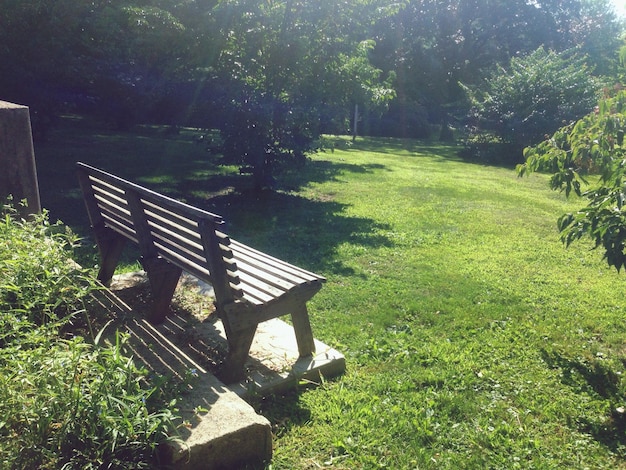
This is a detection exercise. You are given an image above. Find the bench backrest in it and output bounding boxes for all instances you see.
[76,162,243,304]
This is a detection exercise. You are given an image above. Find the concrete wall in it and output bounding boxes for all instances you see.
[0,101,41,216]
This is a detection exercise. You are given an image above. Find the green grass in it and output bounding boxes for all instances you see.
[36,119,626,468]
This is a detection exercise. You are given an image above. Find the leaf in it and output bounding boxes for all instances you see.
[94,320,114,346]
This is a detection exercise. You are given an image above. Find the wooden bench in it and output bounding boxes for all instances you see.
[76,162,325,384]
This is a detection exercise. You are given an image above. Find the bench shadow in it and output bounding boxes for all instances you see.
[86,282,231,445]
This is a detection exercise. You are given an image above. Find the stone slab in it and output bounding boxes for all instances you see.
[228,318,346,397]
[91,286,273,470]
[111,271,346,398]
[102,271,346,469]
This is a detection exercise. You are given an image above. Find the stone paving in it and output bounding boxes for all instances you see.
[98,272,345,469]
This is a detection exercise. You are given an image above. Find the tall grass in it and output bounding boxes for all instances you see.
[35,120,626,468]
[0,202,179,469]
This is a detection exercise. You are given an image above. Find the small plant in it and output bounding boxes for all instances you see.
[0,200,95,328]
[0,201,180,468]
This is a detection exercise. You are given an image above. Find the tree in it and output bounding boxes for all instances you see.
[465,47,600,163]
[369,0,623,139]
[205,0,395,189]
[518,47,626,271]
[0,0,200,131]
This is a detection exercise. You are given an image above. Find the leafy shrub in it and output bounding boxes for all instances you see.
[464,47,600,163]
[458,129,518,165]
[0,201,180,468]
[0,202,94,330]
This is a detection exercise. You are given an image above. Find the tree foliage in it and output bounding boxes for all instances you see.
[205,0,395,188]
[518,56,626,271]
[466,47,600,163]
[0,0,623,185]
[370,0,623,138]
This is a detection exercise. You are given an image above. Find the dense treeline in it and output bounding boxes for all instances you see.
[0,0,624,178]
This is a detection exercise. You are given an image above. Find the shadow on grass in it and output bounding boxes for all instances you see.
[541,348,626,452]
[34,117,393,274]
[251,388,314,434]
[194,189,393,276]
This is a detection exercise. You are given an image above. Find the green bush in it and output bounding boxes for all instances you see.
[0,201,180,469]
[0,201,94,330]
[458,129,518,165]
[464,47,600,163]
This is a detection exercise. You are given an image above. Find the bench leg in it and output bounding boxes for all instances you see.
[291,304,316,357]
[95,228,127,287]
[217,317,257,384]
[142,257,182,324]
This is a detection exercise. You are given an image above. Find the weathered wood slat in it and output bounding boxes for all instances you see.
[88,175,127,197]
[233,251,312,288]
[152,241,211,278]
[237,276,277,304]
[79,163,224,223]
[237,271,288,300]
[153,242,243,299]
[235,261,296,293]
[92,190,131,217]
[100,212,138,242]
[142,199,201,235]
[92,187,130,213]
[231,245,321,286]
[148,220,206,259]
[95,202,133,230]
[229,239,323,283]
[151,232,208,268]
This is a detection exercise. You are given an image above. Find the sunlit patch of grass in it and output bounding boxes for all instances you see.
[35,121,626,468]
[255,139,626,468]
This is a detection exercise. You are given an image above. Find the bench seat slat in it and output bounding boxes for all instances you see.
[237,277,276,304]
[232,250,313,287]
[229,238,323,281]
[230,241,323,284]
[234,261,298,293]
[237,270,289,299]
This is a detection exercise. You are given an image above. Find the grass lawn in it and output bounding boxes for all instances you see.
[36,117,626,468]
